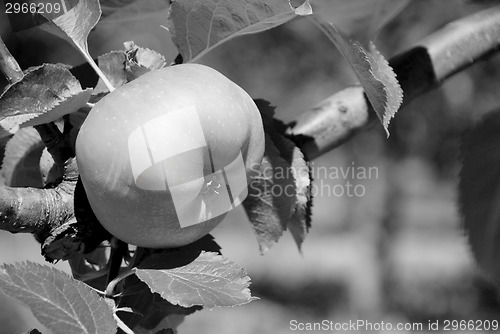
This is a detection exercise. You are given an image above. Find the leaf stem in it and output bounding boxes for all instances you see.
[84,53,115,92]
[106,269,134,297]
[114,313,135,334]
[0,37,23,84]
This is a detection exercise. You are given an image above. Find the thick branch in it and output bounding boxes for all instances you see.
[0,158,77,234]
[289,5,500,160]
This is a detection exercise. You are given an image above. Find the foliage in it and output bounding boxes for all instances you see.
[0,0,498,333]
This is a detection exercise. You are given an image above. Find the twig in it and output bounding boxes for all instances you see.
[289,5,500,160]
[0,37,23,84]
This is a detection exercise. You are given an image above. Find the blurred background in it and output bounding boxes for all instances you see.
[1,0,500,333]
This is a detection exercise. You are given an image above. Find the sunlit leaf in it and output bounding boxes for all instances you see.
[0,262,116,334]
[135,251,256,309]
[168,0,312,62]
[311,19,402,135]
[39,0,115,91]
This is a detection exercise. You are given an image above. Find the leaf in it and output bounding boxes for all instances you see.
[459,110,500,281]
[39,148,60,186]
[0,127,44,187]
[39,0,115,91]
[124,41,167,81]
[310,0,410,46]
[68,247,109,290]
[117,235,219,330]
[284,141,312,252]
[118,274,199,333]
[311,19,403,135]
[21,89,92,128]
[243,100,312,253]
[0,262,116,334]
[243,136,294,252]
[167,0,312,62]
[0,64,88,131]
[93,51,128,94]
[135,251,257,309]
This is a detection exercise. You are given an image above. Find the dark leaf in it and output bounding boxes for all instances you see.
[26,329,43,334]
[118,272,200,332]
[243,100,312,253]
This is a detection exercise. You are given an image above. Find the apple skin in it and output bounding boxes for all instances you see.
[75,64,264,248]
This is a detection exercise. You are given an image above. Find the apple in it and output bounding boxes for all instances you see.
[75,64,265,248]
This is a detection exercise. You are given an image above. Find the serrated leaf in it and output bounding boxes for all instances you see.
[0,64,86,131]
[93,51,127,94]
[243,100,312,253]
[124,42,167,81]
[243,136,295,252]
[135,251,256,309]
[167,0,312,62]
[0,127,44,187]
[311,19,402,135]
[20,89,92,128]
[310,0,410,46]
[285,142,312,252]
[460,110,500,281]
[0,262,116,334]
